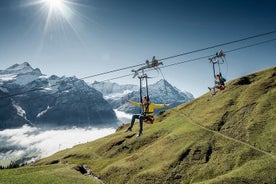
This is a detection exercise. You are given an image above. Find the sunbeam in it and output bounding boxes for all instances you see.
[21,0,91,54]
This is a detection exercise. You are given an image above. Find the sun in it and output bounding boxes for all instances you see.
[23,0,87,47]
[43,0,65,11]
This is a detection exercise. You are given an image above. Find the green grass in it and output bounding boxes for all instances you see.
[0,164,101,184]
[1,66,276,184]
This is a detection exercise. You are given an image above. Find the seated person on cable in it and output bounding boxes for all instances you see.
[208,73,226,93]
[125,95,171,137]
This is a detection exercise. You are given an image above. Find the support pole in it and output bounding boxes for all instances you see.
[139,76,144,114]
[145,74,149,101]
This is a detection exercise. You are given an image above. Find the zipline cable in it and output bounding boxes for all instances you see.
[176,110,276,160]
[224,37,276,54]
[100,37,276,82]
[160,37,276,69]
[79,63,144,81]
[158,30,276,62]
[1,35,276,100]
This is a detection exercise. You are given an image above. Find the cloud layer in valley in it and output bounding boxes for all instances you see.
[0,125,115,166]
[0,108,133,167]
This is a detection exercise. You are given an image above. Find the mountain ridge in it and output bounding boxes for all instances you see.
[0,62,118,129]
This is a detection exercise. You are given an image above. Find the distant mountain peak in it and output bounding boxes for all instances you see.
[0,62,43,86]
[152,79,172,87]
[7,62,32,70]
[2,62,40,76]
[0,62,118,130]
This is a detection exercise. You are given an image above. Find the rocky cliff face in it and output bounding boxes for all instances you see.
[0,62,118,130]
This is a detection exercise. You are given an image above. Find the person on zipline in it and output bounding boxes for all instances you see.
[208,73,226,95]
[125,96,171,137]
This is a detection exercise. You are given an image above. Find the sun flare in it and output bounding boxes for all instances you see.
[23,0,87,47]
[43,0,65,11]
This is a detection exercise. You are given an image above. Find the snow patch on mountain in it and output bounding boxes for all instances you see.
[0,86,8,93]
[36,106,52,118]
[0,74,17,81]
[12,100,26,118]
[14,73,41,86]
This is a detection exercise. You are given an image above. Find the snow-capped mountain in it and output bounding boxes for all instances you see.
[0,62,118,130]
[91,80,194,115]
[91,81,138,97]
[91,81,139,109]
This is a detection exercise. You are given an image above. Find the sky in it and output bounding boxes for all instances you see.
[0,0,276,97]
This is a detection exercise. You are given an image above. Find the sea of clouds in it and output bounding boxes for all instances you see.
[0,110,132,167]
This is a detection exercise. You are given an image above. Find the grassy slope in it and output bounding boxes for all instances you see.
[0,67,275,184]
[0,164,101,184]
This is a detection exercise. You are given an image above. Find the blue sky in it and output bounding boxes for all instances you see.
[0,0,276,97]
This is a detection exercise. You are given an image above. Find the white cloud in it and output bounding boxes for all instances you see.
[0,125,115,166]
[0,109,132,166]
[114,109,132,125]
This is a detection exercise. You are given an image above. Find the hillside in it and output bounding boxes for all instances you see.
[1,67,275,184]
